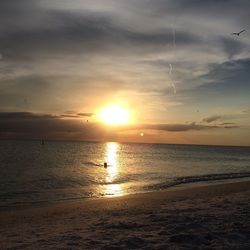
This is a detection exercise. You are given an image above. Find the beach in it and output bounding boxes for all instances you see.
[1,180,250,249]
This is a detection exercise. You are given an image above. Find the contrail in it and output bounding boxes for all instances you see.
[168,26,177,95]
[169,62,173,75]
[165,25,177,95]
[168,63,176,94]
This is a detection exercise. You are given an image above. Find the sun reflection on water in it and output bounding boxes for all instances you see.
[105,142,118,183]
[103,142,124,196]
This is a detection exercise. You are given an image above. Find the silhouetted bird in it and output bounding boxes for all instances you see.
[231,29,245,36]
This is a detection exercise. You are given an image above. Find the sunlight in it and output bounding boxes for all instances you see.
[99,105,129,125]
[102,142,124,196]
[105,142,119,183]
[104,183,124,196]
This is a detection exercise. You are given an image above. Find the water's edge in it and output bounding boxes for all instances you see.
[1,172,250,211]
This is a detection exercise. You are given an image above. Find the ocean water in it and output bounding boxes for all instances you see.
[0,140,250,208]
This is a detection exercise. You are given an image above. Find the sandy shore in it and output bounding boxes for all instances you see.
[1,181,250,249]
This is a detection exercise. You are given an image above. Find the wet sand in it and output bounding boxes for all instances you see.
[0,181,250,249]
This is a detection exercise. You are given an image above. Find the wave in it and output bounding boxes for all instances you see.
[83,161,102,167]
[147,172,250,191]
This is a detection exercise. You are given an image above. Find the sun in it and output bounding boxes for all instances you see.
[99,105,129,125]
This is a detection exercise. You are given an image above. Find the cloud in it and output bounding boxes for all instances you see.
[163,0,250,24]
[219,37,246,59]
[220,122,236,125]
[205,58,250,82]
[0,112,56,119]
[203,59,250,90]
[0,111,94,120]
[59,114,80,118]
[134,123,219,132]
[0,112,107,141]
[0,2,205,113]
[0,75,57,111]
[113,122,240,133]
[178,58,250,108]
[0,9,202,64]
[202,111,248,125]
[223,125,239,129]
[202,115,221,123]
[77,113,94,117]
[242,109,250,113]
[60,113,94,118]
[0,112,239,141]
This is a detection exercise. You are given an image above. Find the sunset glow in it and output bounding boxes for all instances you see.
[0,0,249,146]
[99,106,129,125]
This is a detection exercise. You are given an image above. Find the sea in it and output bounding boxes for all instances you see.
[0,140,250,209]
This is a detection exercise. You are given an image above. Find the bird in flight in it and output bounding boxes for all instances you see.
[231,29,245,36]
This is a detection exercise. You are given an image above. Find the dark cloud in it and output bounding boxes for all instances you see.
[220,122,236,125]
[0,10,202,63]
[0,13,112,61]
[122,29,201,47]
[59,114,80,118]
[172,0,248,11]
[60,113,94,118]
[179,58,250,106]
[157,0,250,22]
[223,125,239,129]
[202,115,221,123]
[219,37,246,59]
[0,112,109,141]
[129,123,219,132]
[0,0,248,63]
[77,113,94,117]
[0,75,53,94]
[0,1,204,112]
[64,110,77,114]
[0,1,35,30]
[202,117,239,128]
[202,58,250,92]
[0,111,94,120]
[119,122,238,133]
[0,112,238,141]
[0,112,56,119]
[0,75,57,111]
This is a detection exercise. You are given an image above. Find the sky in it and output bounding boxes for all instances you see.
[0,0,249,146]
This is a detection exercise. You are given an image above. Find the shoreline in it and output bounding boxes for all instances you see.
[1,176,250,212]
[1,180,250,249]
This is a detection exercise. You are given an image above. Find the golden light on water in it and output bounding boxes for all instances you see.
[103,142,124,196]
[99,105,129,125]
[104,183,124,196]
[105,142,119,183]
